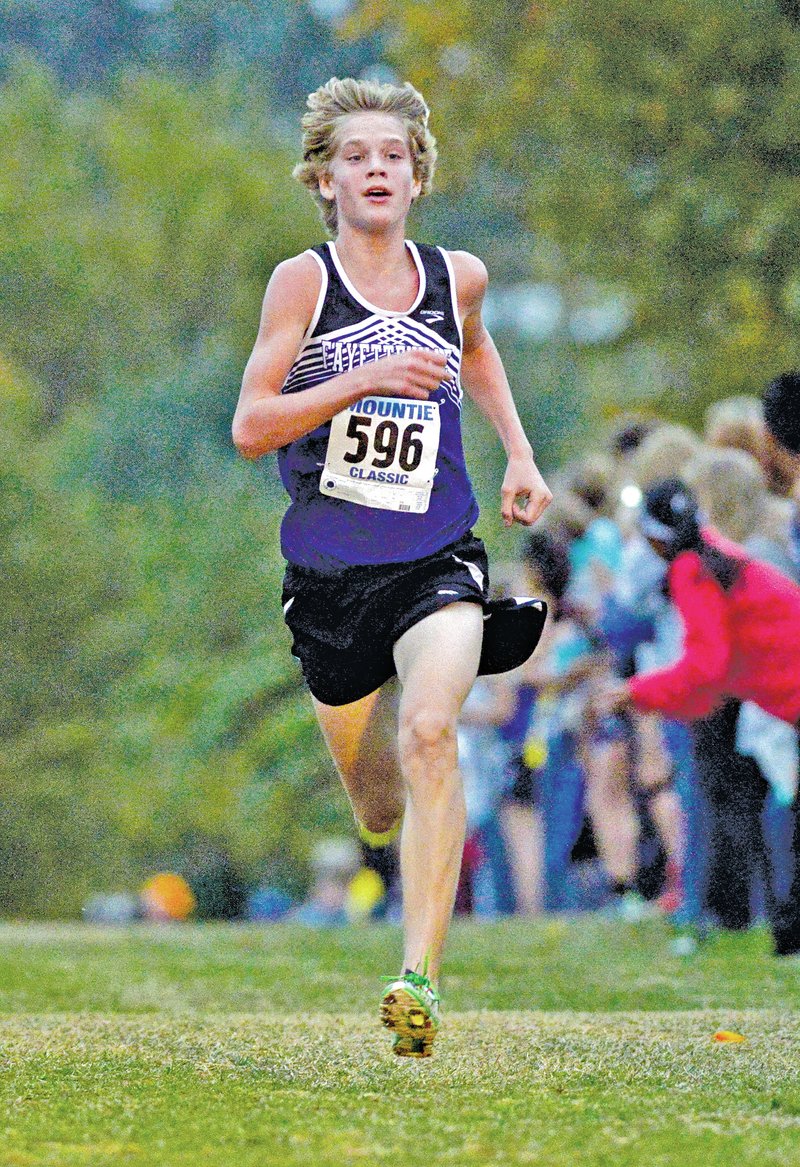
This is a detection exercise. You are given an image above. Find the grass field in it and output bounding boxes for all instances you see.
[1,918,799,1166]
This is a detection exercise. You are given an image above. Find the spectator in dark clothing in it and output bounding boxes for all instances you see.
[689,699,774,932]
[763,371,800,570]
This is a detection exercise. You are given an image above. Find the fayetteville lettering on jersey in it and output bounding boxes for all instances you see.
[349,399,437,421]
[322,338,407,372]
[322,339,457,400]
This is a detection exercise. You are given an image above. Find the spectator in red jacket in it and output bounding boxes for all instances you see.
[605,478,800,726]
[603,477,800,954]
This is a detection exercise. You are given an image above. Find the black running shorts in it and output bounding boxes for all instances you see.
[281,532,489,706]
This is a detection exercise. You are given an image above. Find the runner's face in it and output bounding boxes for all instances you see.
[320,112,422,233]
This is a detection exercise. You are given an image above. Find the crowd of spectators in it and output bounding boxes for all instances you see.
[91,374,800,943]
[451,371,800,950]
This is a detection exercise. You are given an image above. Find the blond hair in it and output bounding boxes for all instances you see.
[293,77,437,234]
[631,423,702,488]
[705,396,766,463]
[566,453,620,517]
[683,447,766,543]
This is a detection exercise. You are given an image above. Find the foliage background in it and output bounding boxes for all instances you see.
[2,0,799,914]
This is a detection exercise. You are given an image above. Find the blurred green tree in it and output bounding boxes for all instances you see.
[350,0,800,417]
[0,59,320,420]
[1,351,337,915]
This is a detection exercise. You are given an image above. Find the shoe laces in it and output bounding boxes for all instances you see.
[381,966,440,1004]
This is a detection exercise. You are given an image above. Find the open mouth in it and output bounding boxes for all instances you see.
[364,187,391,201]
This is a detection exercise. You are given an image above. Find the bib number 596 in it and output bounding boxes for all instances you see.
[342,415,424,473]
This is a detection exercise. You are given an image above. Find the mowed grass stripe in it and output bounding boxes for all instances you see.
[0,1009,798,1078]
[0,919,795,1014]
[0,1012,799,1166]
[0,922,799,1164]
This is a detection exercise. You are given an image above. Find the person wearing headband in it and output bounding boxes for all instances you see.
[603,477,800,725]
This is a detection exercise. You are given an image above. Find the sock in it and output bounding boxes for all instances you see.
[356,816,402,849]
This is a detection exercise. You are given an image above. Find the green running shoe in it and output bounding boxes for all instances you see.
[380,968,440,1058]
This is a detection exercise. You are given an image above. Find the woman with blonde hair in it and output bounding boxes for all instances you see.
[684,446,797,578]
[574,428,697,917]
[705,394,791,495]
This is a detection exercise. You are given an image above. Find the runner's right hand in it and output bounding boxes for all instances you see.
[358,349,449,400]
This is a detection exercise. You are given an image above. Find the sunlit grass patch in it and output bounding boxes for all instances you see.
[0,921,798,1164]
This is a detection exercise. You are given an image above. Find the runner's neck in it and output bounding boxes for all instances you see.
[333,227,419,314]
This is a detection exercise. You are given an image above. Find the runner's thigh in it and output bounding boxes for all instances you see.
[393,602,483,714]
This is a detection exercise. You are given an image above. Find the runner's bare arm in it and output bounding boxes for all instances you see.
[232,254,448,459]
[450,250,552,527]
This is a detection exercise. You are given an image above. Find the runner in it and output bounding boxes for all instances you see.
[232,77,552,1055]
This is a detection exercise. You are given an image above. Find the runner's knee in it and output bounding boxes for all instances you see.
[398,705,457,770]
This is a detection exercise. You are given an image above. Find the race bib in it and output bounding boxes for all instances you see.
[320,396,441,513]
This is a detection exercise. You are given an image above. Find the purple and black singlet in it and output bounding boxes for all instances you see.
[275,240,479,570]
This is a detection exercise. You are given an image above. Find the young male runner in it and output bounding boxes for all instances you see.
[232,77,552,1056]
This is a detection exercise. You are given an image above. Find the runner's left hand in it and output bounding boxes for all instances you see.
[501,454,552,527]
